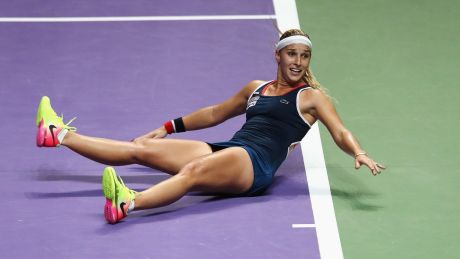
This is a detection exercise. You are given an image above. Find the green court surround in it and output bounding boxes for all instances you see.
[297,0,460,258]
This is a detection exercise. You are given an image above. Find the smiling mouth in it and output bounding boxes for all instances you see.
[290,68,302,73]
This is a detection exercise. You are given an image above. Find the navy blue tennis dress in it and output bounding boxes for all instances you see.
[208,81,312,195]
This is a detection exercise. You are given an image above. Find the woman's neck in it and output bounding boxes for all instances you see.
[275,78,304,89]
[264,80,305,96]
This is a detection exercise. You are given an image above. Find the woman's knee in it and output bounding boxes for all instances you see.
[176,159,207,188]
[131,138,160,164]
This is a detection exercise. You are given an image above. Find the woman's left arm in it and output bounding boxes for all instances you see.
[300,90,385,176]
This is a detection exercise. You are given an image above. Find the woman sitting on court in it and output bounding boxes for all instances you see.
[35,29,385,224]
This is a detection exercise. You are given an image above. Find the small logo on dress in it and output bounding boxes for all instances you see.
[280,99,289,104]
[247,96,260,109]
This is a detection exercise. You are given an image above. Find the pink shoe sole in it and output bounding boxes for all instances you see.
[36,120,46,147]
[104,198,118,224]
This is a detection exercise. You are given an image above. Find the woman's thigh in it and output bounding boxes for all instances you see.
[136,138,213,174]
[181,147,254,194]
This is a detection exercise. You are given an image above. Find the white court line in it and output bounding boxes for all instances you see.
[0,15,276,23]
[273,1,344,259]
[292,224,316,229]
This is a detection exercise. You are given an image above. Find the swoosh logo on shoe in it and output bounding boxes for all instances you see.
[120,202,127,217]
[49,125,57,144]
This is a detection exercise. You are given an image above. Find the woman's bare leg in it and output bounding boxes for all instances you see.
[133,147,254,210]
[62,131,212,174]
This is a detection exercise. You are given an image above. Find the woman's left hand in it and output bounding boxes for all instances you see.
[355,154,386,176]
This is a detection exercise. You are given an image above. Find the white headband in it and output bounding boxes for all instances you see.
[275,35,312,52]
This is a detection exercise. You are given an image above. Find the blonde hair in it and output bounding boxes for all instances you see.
[278,29,323,91]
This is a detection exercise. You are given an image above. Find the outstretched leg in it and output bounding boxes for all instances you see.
[62,132,212,174]
[36,95,211,174]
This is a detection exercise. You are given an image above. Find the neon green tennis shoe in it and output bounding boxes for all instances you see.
[103,167,136,224]
[36,96,76,147]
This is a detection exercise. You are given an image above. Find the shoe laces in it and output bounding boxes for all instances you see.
[59,114,77,131]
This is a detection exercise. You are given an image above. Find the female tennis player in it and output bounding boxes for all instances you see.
[36,29,385,224]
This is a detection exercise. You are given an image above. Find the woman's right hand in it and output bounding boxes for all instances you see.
[132,126,168,142]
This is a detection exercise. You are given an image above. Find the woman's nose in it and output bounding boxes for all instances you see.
[294,56,301,65]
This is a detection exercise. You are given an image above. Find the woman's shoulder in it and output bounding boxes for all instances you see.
[247,80,269,88]
[242,80,270,93]
[298,87,332,106]
[299,86,326,98]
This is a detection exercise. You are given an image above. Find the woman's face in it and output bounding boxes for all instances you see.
[276,43,311,84]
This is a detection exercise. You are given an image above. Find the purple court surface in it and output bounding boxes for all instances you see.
[0,1,322,258]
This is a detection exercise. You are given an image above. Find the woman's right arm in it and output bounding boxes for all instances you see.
[134,80,263,140]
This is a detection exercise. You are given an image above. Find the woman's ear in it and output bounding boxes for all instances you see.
[275,51,281,64]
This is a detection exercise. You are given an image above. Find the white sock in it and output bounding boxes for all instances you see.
[128,200,135,213]
[57,129,69,144]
